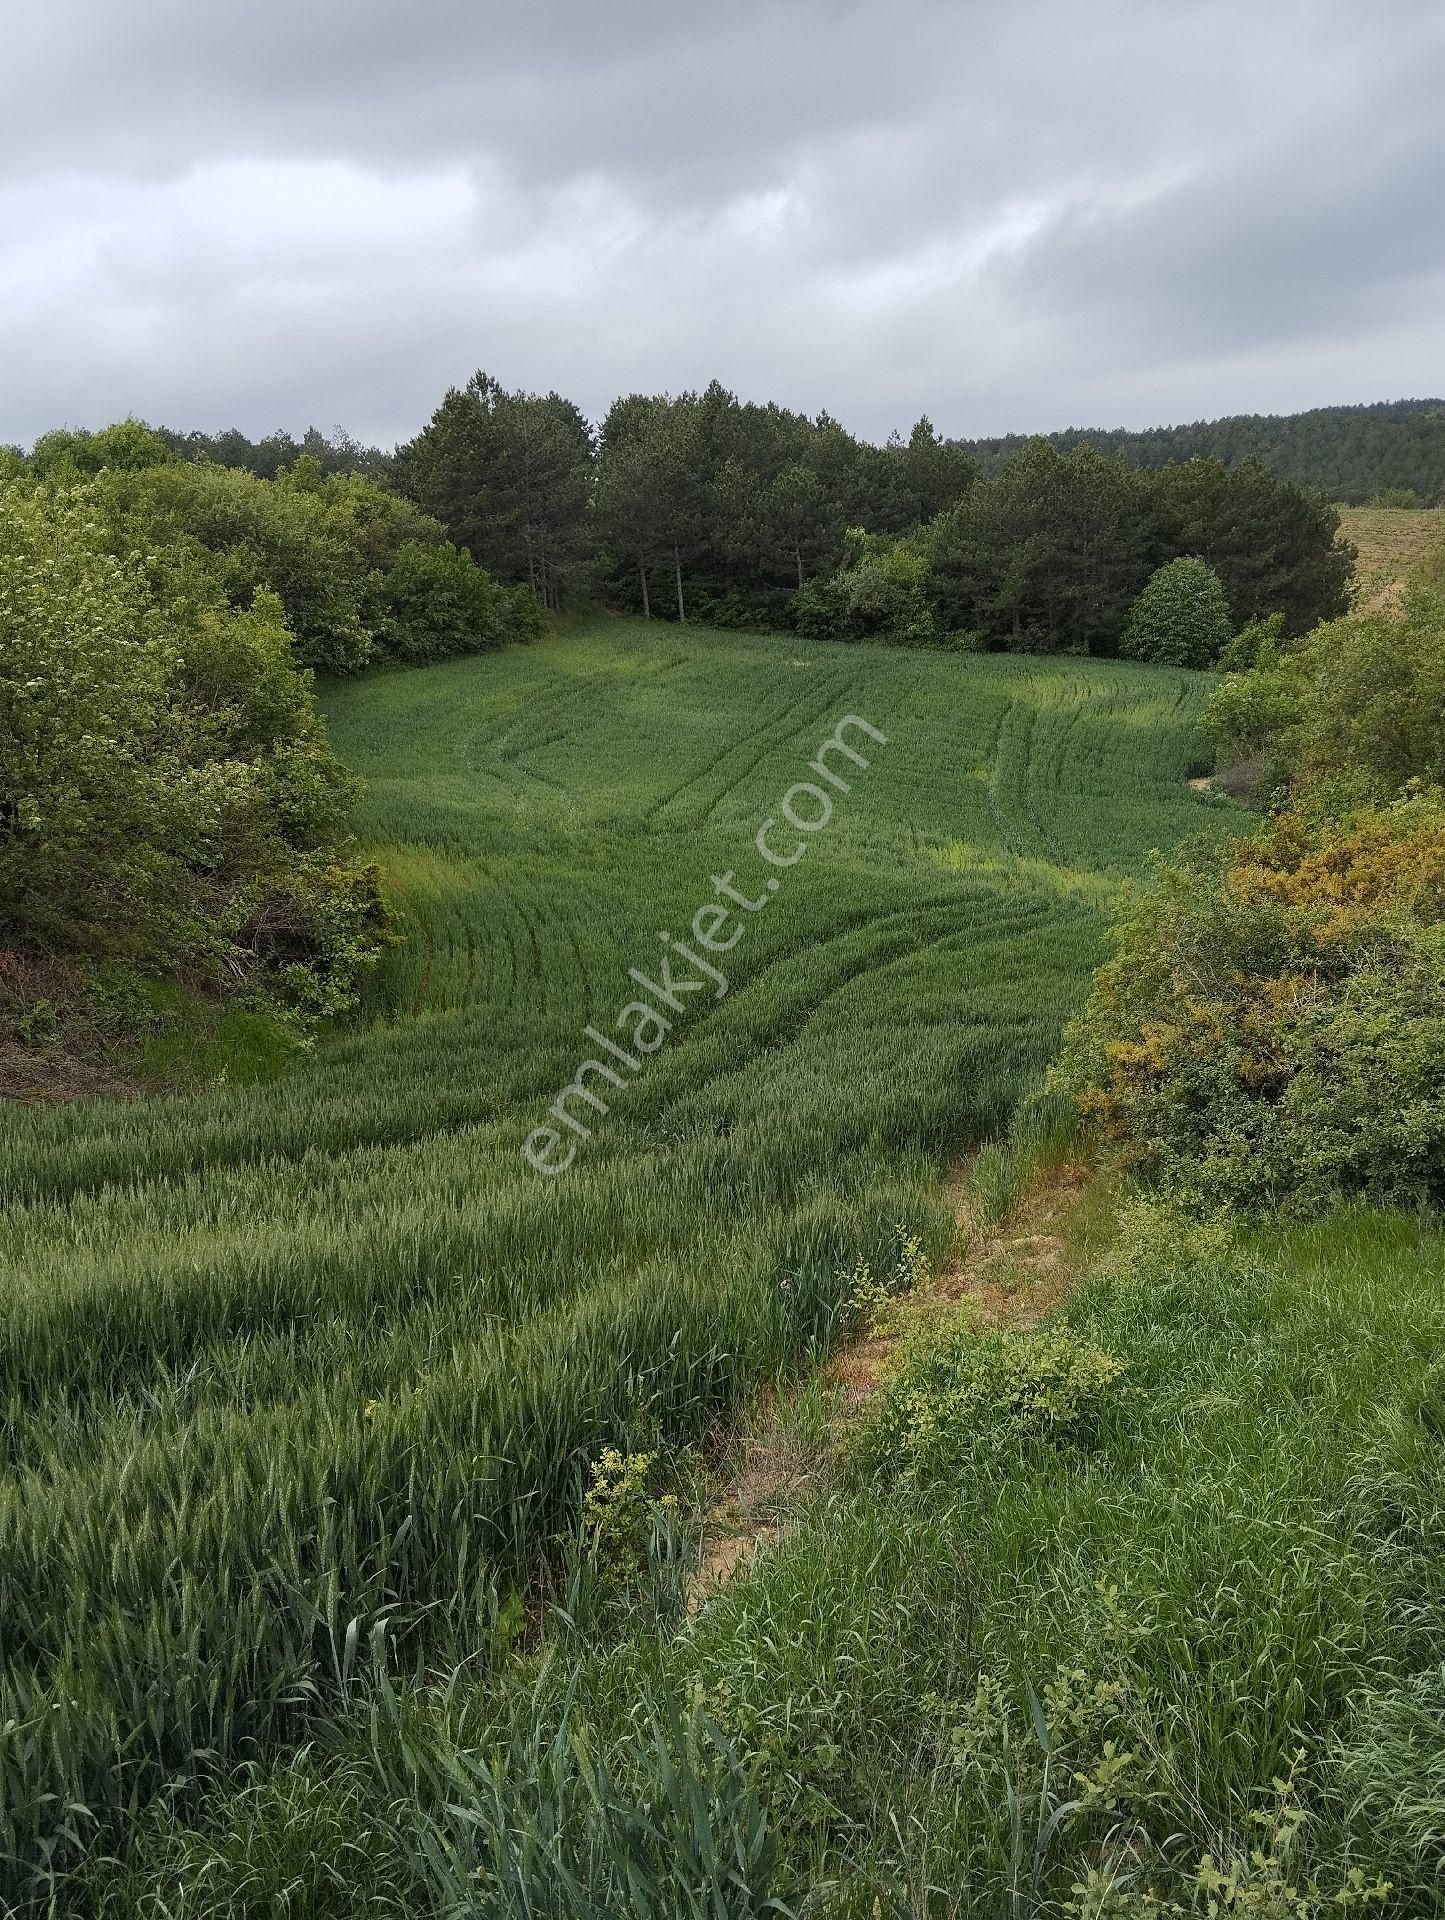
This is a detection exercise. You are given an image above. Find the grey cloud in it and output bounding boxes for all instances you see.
[2,0,1442,447]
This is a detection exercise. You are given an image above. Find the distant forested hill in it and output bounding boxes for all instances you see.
[958,398,1445,504]
[142,397,1445,507]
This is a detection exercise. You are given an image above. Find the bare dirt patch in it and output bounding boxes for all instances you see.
[0,1043,135,1105]
[828,1157,1088,1410]
[0,951,138,1105]
[692,1158,1092,1602]
[690,1380,827,1606]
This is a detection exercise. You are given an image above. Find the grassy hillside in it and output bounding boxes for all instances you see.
[0,621,1221,1899]
[1340,504,1445,612]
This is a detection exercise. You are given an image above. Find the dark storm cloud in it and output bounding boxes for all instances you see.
[3,1,1443,447]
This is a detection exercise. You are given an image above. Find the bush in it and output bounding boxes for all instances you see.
[1119,557,1234,667]
[1216,610,1285,674]
[1206,589,1445,802]
[370,539,517,661]
[793,534,935,645]
[305,464,447,571]
[581,1446,679,1578]
[1058,793,1445,1211]
[853,1321,1125,1481]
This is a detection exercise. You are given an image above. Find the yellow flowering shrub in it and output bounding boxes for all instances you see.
[1058,792,1445,1210]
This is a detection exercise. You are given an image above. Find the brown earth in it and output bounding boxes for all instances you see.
[0,950,138,1104]
[690,1158,1091,1603]
[1338,506,1445,615]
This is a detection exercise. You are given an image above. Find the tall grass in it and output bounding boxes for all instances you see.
[0,622,1220,1903]
[223,1198,1445,1918]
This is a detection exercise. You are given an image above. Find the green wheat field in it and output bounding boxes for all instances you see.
[0,621,1222,1877]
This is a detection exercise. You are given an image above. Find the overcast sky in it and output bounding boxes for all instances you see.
[4,1,1444,450]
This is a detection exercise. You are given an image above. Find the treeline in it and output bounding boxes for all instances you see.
[961,397,1445,506]
[394,372,971,626]
[384,372,1350,654]
[16,378,1391,657]
[115,392,1445,532]
[155,423,390,482]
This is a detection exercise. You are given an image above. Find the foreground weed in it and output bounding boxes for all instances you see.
[581,1446,680,1580]
[854,1322,1125,1481]
[1070,1753,1392,1918]
[374,1666,787,1919]
[847,1221,934,1337]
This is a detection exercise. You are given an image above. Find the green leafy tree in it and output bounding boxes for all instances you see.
[763,461,835,589]
[118,461,375,673]
[1119,556,1234,667]
[154,423,390,482]
[502,388,597,610]
[925,440,1158,652]
[1156,456,1352,634]
[899,415,975,525]
[593,394,708,621]
[395,373,593,608]
[593,419,663,618]
[29,419,176,479]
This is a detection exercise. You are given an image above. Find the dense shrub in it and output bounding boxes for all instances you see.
[854,1320,1125,1480]
[0,477,390,1019]
[370,540,539,661]
[1119,555,1234,667]
[1207,587,1445,802]
[1058,794,1445,1211]
[118,460,376,673]
[55,438,537,675]
[1216,609,1285,674]
[793,533,935,644]
[295,461,446,571]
